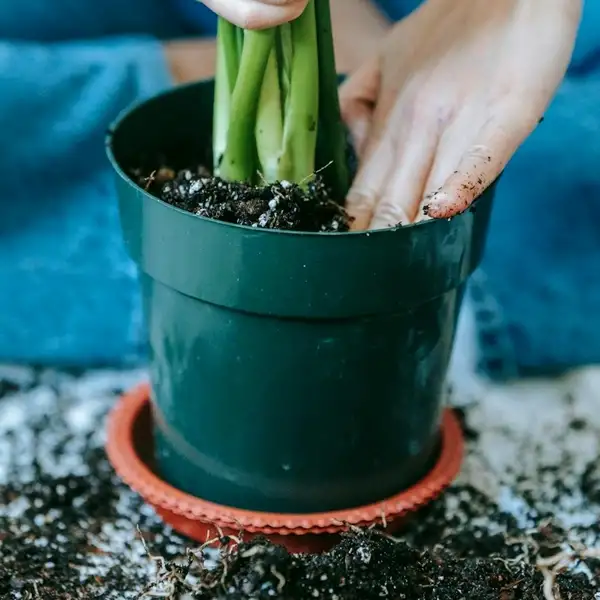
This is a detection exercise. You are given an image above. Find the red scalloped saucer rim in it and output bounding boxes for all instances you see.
[106,383,464,535]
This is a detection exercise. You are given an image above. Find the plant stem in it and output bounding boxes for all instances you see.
[280,0,319,185]
[255,47,286,182]
[276,24,293,114]
[213,18,241,176]
[219,28,275,183]
[214,0,348,195]
[314,0,350,200]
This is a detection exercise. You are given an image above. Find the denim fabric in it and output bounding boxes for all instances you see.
[475,74,600,378]
[0,1,185,365]
[0,0,599,377]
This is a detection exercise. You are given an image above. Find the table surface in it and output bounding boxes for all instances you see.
[1,364,599,599]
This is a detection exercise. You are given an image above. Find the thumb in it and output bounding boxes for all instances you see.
[339,56,381,160]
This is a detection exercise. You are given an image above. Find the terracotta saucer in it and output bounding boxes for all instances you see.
[106,384,464,553]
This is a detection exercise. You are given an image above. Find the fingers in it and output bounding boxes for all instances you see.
[422,109,536,219]
[415,124,475,222]
[344,65,442,230]
[370,119,439,229]
[201,0,309,29]
[345,133,396,231]
[422,146,493,220]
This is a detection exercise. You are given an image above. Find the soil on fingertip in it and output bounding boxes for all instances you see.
[132,165,351,233]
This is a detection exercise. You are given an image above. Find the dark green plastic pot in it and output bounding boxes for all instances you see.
[107,80,495,514]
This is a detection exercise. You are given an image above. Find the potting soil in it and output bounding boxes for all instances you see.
[135,166,351,232]
[0,366,599,599]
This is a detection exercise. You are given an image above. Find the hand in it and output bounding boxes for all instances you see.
[164,39,217,84]
[340,0,582,230]
[199,0,310,29]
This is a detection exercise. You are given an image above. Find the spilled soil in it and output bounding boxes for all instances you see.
[212,530,595,600]
[133,166,351,233]
[143,506,599,599]
[0,368,599,599]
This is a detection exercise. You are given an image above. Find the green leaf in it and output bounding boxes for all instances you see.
[280,0,319,185]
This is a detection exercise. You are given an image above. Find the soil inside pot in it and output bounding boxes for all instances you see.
[133,165,351,233]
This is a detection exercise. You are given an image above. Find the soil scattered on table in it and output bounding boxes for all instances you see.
[581,461,600,504]
[133,166,351,233]
[1,368,600,599]
[143,523,597,600]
